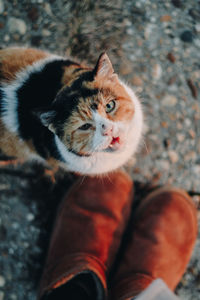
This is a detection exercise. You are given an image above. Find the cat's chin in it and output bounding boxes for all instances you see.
[100,136,123,153]
[103,143,123,153]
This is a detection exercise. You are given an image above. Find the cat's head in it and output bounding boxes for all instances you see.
[36,53,143,174]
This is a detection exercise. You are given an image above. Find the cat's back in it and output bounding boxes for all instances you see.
[0,47,49,83]
[0,48,50,157]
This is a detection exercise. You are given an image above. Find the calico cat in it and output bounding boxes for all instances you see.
[0,47,143,175]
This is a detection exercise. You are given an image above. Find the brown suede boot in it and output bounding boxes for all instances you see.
[38,170,133,300]
[110,187,198,300]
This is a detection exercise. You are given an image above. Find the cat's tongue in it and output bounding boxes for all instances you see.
[110,136,121,150]
[111,137,120,145]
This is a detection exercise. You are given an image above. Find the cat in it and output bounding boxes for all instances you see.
[0,47,143,175]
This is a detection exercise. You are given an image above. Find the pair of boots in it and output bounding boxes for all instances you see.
[38,171,197,300]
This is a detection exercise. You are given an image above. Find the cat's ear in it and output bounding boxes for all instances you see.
[33,109,57,133]
[94,52,118,81]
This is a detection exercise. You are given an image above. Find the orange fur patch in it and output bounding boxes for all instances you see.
[85,77,135,121]
[0,48,49,82]
[62,97,96,155]
[61,66,90,87]
[0,120,36,158]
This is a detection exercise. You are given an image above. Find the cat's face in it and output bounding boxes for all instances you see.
[37,53,143,174]
[60,80,134,157]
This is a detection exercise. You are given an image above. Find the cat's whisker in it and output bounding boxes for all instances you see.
[98,173,107,188]
[141,139,149,154]
[80,175,86,186]
[104,172,114,185]
[75,174,87,190]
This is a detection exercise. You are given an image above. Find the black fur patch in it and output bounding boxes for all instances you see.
[17,60,76,126]
[31,127,65,161]
[70,71,98,98]
[51,72,99,133]
[91,103,98,110]
[15,60,98,160]
[16,59,76,159]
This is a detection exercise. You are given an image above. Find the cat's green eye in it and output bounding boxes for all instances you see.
[79,123,92,130]
[106,100,116,113]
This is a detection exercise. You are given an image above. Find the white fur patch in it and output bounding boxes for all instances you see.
[1,54,63,134]
[92,112,112,151]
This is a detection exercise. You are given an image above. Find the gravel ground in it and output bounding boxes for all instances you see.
[0,0,200,299]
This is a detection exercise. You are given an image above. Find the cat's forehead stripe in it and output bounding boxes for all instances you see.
[70,71,94,89]
[69,71,99,99]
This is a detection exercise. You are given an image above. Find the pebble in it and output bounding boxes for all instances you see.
[27,6,39,22]
[195,24,200,33]
[187,79,198,99]
[171,0,182,8]
[31,35,42,46]
[184,151,196,162]
[189,9,200,21]
[13,34,20,41]
[144,24,157,40]
[197,140,200,153]
[0,291,4,300]
[163,138,171,149]
[167,52,176,63]
[119,60,133,75]
[180,30,194,43]
[43,3,52,15]
[0,225,6,240]
[168,150,179,163]
[177,133,185,142]
[159,160,170,171]
[152,63,162,80]
[162,94,177,107]
[161,121,168,128]
[0,0,4,14]
[0,276,5,287]
[160,15,172,22]
[185,118,191,127]
[3,34,10,42]
[42,29,51,37]
[192,165,200,176]
[7,17,27,35]
[189,129,195,139]
[12,222,19,230]
[168,76,177,85]
[131,75,143,86]
[193,195,200,208]
[26,213,34,222]
[194,39,200,48]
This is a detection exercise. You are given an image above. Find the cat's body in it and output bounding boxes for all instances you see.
[0,47,143,175]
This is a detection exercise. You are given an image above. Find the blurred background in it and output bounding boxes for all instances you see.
[0,0,199,299]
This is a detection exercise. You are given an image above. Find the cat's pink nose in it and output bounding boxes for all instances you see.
[101,123,113,136]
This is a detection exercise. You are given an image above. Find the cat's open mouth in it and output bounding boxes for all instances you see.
[104,136,122,152]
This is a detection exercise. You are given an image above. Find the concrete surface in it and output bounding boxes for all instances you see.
[0,0,199,299]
